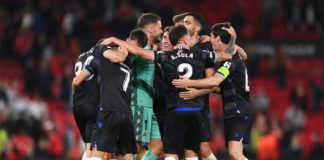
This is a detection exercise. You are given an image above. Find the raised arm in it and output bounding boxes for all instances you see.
[179,86,220,100]
[222,26,237,55]
[101,37,139,54]
[199,35,210,43]
[103,46,128,63]
[236,45,247,61]
[216,51,233,62]
[172,73,225,88]
[101,37,154,60]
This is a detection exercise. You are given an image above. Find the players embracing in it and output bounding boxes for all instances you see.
[72,12,253,160]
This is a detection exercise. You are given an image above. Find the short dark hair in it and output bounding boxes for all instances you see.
[185,12,205,27]
[172,12,188,24]
[169,25,187,46]
[163,26,173,33]
[137,13,161,29]
[211,22,231,44]
[129,29,148,48]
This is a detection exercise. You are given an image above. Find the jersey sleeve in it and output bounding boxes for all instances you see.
[153,51,167,63]
[196,49,218,64]
[92,44,114,58]
[85,57,99,75]
[216,58,236,79]
[100,45,115,53]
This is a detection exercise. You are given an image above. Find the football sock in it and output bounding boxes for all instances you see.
[141,150,158,160]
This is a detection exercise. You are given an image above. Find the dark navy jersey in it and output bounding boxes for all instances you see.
[191,41,214,69]
[217,53,253,119]
[73,45,103,106]
[153,64,166,113]
[191,41,214,113]
[85,47,132,115]
[154,46,217,110]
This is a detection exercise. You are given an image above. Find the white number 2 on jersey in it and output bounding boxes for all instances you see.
[74,56,94,81]
[177,63,193,79]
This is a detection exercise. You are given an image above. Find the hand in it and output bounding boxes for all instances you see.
[235,45,248,60]
[222,26,236,38]
[118,46,128,54]
[179,88,199,100]
[199,35,210,43]
[172,76,191,88]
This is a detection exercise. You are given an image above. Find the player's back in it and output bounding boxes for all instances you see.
[73,46,100,106]
[89,51,132,115]
[154,46,217,110]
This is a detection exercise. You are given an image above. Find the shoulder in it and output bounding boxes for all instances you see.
[96,44,115,51]
[154,50,169,62]
[232,53,243,63]
[195,42,212,51]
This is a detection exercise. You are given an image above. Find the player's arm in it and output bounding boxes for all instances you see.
[199,35,210,43]
[205,67,222,94]
[173,60,233,88]
[199,49,232,63]
[179,86,220,100]
[204,66,221,94]
[236,45,247,61]
[173,73,225,88]
[216,45,247,62]
[218,45,247,61]
[179,63,221,99]
[222,26,237,55]
[103,46,128,63]
[72,70,91,91]
[214,86,221,94]
[215,51,232,62]
[72,58,98,91]
[101,37,154,60]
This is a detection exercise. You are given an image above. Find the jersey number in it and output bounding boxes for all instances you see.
[224,61,232,69]
[120,67,130,92]
[75,56,94,80]
[177,63,193,79]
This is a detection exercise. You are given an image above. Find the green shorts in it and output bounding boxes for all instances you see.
[131,105,161,143]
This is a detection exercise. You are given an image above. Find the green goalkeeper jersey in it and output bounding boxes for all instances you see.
[131,45,155,107]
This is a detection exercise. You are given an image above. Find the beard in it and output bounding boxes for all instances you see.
[152,35,161,44]
[189,30,195,37]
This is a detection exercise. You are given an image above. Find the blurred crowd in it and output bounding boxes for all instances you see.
[0,0,323,159]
